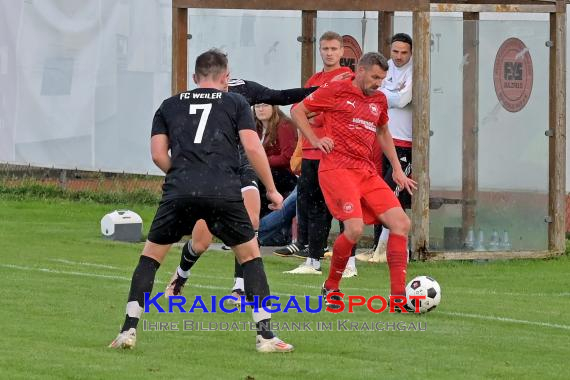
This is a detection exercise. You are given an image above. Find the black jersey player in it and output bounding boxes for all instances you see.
[109,49,293,353]
[165,79,322,304]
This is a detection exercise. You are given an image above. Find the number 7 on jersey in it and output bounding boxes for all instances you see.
[189,103,212,143]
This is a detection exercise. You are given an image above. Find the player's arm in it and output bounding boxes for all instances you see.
[150,107,171,174]
[381,76,412,109]
[376,124,416,194]
[291,102,333,154]
[246,80,317,105]
[150,134,171,174]
[240,130,283,210]
[290,86,337,153]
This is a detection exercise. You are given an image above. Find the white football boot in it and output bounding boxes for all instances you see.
[255,335,294,353]
[108,328,137,349]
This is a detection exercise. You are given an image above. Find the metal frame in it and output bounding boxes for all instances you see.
[171,0,567,260]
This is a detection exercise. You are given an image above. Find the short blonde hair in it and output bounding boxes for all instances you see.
[319,31,343,47]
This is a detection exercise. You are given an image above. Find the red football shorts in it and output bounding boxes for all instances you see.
[318,168,401,224]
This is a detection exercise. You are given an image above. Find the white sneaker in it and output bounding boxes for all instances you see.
[342,266,358,278]
[165,271,187,298]
[255,335,294,353]
[355,248,374,262]
[283,263,322,275]
[108,328,136,349]
[225,289,245,306]
[368,240,387,263]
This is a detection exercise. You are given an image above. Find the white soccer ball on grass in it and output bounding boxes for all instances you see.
[405,275,441,313]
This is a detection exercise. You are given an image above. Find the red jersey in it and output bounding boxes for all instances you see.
[301,66,353,160]
[303,79,389,172]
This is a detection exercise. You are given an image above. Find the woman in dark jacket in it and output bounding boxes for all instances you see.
[253,103,298,217]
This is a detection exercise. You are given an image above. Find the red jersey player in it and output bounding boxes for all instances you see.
[291,52,417,309]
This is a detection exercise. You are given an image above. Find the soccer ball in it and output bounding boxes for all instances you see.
[405,276,441,313]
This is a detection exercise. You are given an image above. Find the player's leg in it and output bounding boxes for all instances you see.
[165,219,213,298]
[324,218,363,292]
[110,199,191,349]
[338,221,358,278]
[317,169,363,306]
[109,241,171,349]
[356,223,382,261]
[207,199,293,352]
[305,159,332,263]
[362,172,411,297]
[359,140,385,263]
[243,186,261,231]
[378,207,411,296]
[228,186,261,302]
[370,153,399,263]
[284,159,330,274]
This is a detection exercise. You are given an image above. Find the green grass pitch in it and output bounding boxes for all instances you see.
[0,197,568,379]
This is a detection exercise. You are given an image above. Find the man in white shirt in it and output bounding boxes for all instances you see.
[359,33,413,263]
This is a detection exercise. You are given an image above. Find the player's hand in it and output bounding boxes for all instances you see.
[393,169,417,195]
[331,72,352,82]
[266,190,284,211]
[311,137,334,154]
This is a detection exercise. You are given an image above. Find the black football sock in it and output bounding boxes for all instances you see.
[234,256,244,278]
[242,257,274,339]
[256,319,274,340]
[373,224,383,248]
[179,241,200,272]
[121,255,160,332]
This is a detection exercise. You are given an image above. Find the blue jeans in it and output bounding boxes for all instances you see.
[258,187,297,246]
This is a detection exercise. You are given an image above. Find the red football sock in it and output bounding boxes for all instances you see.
[325,233,355,290]
[387,233,408,296]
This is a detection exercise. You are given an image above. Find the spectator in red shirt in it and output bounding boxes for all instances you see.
[254,104,298,217]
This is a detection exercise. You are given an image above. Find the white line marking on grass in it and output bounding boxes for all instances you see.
[443,288,570,298]
[440,311,570,331]
[6,260,570,299]
[48,258,121,270]
[0,263,142,282]
[38,259,570,299]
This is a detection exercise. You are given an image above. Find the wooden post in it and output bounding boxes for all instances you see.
[548,1,566,253]
[462,13,479,241]
[411,6,431,260]
[301,10,316,86]
[172,6,188,95]
[378,11,394,57]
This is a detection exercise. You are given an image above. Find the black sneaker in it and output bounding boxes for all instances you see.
[388,297,416,313]
[292,247,310,259]
[293,246,329,259]
[321,283,343,310]
[273,242,306,257]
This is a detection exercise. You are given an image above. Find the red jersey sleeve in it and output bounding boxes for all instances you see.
[302,82,340,113]
[377,92,389,127]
